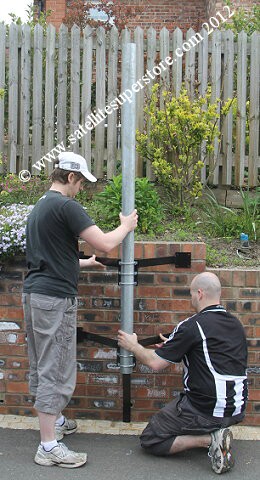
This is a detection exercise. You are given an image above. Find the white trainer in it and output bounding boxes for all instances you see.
[55,417,78,441]
[34,442,87,468]
[208,428,234,474]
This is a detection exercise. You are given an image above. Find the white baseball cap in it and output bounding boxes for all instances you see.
[57,152,97,182]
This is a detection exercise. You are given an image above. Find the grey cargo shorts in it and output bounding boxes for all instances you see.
[140,393,245,456]
[22,293,77,415]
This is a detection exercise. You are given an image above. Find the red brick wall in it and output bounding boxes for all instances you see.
[43,0,257,32]
[118,1,206,32]
[0,242,259,425]
[43,0,207,32]
[45,0,67,29]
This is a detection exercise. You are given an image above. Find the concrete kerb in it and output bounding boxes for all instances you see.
[0,415,259,440]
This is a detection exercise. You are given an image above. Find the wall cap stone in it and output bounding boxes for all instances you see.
[0,415,259,439]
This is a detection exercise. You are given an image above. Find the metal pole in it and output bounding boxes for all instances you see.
[120,43,136,387]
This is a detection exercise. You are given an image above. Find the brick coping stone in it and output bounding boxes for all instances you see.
[0,415,259,440]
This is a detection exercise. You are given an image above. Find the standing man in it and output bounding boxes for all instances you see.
[118,272,248,475]
[23,151,138,468]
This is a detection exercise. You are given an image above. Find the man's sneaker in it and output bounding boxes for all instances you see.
[34,442,87,468]
[208,428,234,474]
[55,417,77,441]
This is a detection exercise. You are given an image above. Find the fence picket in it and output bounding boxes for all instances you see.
[32,24,43,172]
[135,27,144,176]
[20,25,31,171]
[0,23,6,171]
[147,27,157,95]
[107,26,119,178]
[82,25,93,170]
[70,25,81,155]
[222,30,234,185]
[235,31,247,186]
[8,24,19,173]
[119,28,131,175]
[160,27,170,87]
[185,28,196,100]
[172,28,183,97]
[210,29,222,185]
[95,27,106,178]
[44,24,56,173]
[146,27,157,179]
[57,24,68,147]
[248,31,260,187]
[198,28,209,97]
[198,28,209,183]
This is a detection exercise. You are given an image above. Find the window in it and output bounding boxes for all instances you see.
[87,1,114,24]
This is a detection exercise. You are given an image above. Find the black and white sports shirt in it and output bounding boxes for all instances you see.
[155,305,248,417]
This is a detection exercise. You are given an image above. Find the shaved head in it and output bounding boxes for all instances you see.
[190,272,221,307]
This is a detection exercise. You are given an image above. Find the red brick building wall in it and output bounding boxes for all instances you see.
[44,0,67,29]
[207,0,257,17]
[36,0,257,32]
[0,242,259,425]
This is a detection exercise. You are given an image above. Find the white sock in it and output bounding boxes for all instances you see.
[41,440,58,451]
[55,415,65,426]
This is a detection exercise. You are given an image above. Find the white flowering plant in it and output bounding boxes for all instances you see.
[0,204,34,260]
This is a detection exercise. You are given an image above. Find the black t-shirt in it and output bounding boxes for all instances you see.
[155,305,248,417]
[23,190,94,297]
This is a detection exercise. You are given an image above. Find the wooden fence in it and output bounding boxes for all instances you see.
[0,23,259,186]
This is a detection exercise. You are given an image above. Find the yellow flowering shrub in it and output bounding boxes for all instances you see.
[137,84,233,207]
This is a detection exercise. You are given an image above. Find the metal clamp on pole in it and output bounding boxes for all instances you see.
[116,347,136,368]
[118,260,138,286]
[117,352,136,369]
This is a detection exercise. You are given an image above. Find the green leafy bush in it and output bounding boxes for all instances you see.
[136,84,233,207]
[239,187,260,241]
[197,195,241,237]
[224,2,260,36]
[196,188,260,240]
[89,175,165,235]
